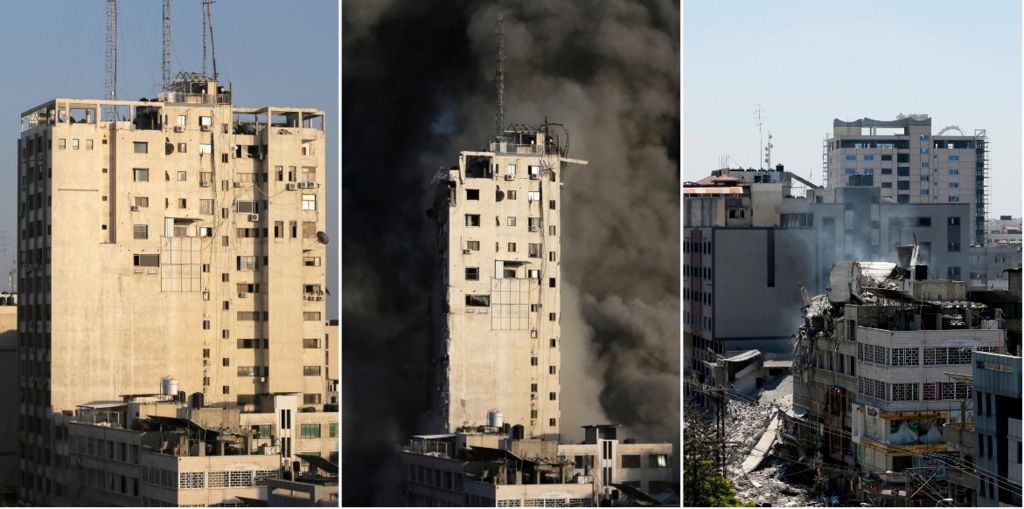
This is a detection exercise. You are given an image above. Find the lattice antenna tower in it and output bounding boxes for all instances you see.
[765,131,774,169]
[104,0,117,120]
[202,0,218,79]
[753,105,766,169]
[495,12,505,139]
[162,0,172,87]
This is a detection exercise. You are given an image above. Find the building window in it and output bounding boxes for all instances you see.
[132,254,159,267]
[846,168,855,175]
[303,338,321,348]
[465,267,479,280]
[237,256,257,271]
[549,418,556,427]
[549,392,556,401]
[466,189,479,200]
[303,311,322,321]
[649,454,670,468]
[549,313,556,321]
[621,455,642,468]
[528,191,540,202]
[178,198,187,209]
[863,155,875,161]
[465,295,490,307]
[133,225,148,240]
[177,170,187,181]
[57,138,66,149]
[949,155,960,161]
[507,190,517,200]
[301,194,317,211]
[507,242,516,252]
[303,366,322,376]
[133,168,149,182]
[549,366,556,375]
[329,423,338,438]
[549,278,556,288]
[948,168,959,175]
[864,168,874,176]
[845,155,856,161]
[465,214,481,227]
[133,141,148,154]
[303,394,322,405]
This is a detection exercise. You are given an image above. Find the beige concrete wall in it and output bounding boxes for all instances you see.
[443,145,567,440]
[19,94,330,504]
[25,97,328,414]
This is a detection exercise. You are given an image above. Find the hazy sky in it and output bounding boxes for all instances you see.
[0,1,338,311]
[684,0,1022,217]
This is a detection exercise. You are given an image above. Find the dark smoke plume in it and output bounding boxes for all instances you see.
[342,1,679,505]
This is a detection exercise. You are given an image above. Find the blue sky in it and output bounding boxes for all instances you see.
[0,1,338,311]
[684,0,1022,217]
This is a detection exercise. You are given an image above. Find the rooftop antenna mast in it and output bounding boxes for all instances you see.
[162,0,172,88]
[104,0,117,120]
[202,0,218,80]
[754,104,766,169]
[495,12,505,139]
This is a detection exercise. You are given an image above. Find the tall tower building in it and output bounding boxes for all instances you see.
[825,115,989,245]
[431,126,586,440]
[17,76,328,504]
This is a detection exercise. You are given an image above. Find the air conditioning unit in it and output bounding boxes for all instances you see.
[248,213,259,222]
[286,183,297,191]
[233,182,242,188]
[129,205,140,212]
[238,292,247,299]
[504,175,515,181]
[199,181,211,187]
[173,126,185,133]
[314,295,324,301]
[296,182,307,189]
[200,125,210,132]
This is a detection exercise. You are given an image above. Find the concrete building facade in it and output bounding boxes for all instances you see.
[17,77,330,504]
[825,115,988,244]
[972,351,1022,507]
[808,186,971,290]
[0,294,16,502]
[789,258,1007,504]
[430,127,586,440]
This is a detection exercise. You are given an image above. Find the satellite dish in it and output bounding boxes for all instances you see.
[496,190,505,202]
[316,231,330,245]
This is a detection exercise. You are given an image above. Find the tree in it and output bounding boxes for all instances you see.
[683,402,752,507]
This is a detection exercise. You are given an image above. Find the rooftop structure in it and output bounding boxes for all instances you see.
[429,124,586,440]
[825,115,989,245]
[17,77,329,505]
[62,392,337,506]
[399,423,673,507]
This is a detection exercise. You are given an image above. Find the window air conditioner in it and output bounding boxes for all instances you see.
[199,181,211,187]
[129,205,140,212]
[200,125,210,132]
[462,249,471,255]
[238,292,247,299]
[296,182,307,189]
[248,213,259,222]
[286,183,297,191]
[309,183,320,189]
[504,175,515,181]
[174,126,185,133]
[233,182,242,188]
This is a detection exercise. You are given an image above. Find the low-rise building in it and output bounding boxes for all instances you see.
[0,293,15,503]
[62,392,337,506]
[399,423,672,506]
[789,249,1005,504]
[968,243,1022,291]
[972,351,1022,507]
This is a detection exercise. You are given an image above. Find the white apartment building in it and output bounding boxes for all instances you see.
[17,76,329,505]
[558,425,673,496]
[826,115,988,245]
[432,126,586,440]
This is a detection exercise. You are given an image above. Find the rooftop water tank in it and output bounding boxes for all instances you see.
[487,409,504,428]
[160,376,179,397]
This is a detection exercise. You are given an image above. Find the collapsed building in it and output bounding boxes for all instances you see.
[787,242,1006,505]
